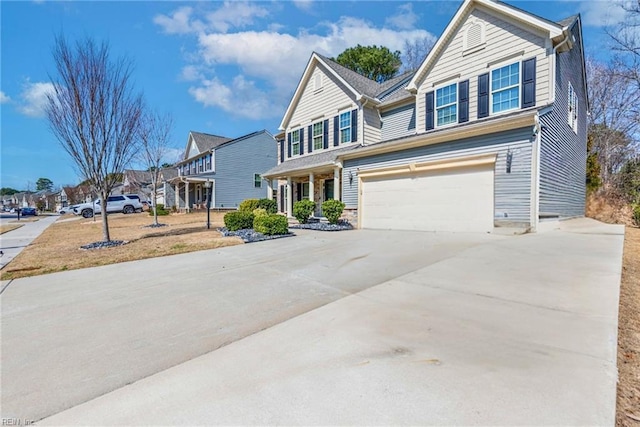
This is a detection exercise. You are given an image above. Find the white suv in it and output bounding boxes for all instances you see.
[73,195,143,218]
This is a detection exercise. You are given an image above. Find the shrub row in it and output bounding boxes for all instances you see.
[148,203,170,216]
[238,198,277,214]
[223,211,255,231]
[253,214,288,235]
[292,199,346,224]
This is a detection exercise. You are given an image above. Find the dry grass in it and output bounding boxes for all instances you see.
[0,224,24,234]
[0,211,242,280]
[616,226,640,426]
[587,192,634,226]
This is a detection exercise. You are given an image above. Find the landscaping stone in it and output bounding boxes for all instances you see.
[218,228,294,243]
[290,220,353,232]
[142,223,168,229]
[80,240,128,250]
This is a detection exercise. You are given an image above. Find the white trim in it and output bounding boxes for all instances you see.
[338,109,352,144]
[489,61,521,116]
[434,81,459,128]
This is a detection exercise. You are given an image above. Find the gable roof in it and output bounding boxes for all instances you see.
[279,52,416,130]
[186,132,233,158]
[124,169,153,185]
[407,0,565,92]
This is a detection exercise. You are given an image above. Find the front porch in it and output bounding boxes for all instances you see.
[275,166,342,218]
[167,175,215,213]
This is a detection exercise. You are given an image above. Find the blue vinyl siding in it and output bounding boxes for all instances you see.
[539,22,587,218]
[381,103,416,141]
[213,131,277,208]
[343,127,533,224]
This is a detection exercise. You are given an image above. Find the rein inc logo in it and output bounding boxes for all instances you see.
[2,419,34,426]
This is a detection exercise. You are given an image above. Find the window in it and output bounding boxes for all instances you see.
[254,174,262,188]
[339,111,352,143]
[198,158,203,173]
[292,129,300,155]
[491,62,520,113]
[313,122,324,150]
[206,154,211,171]
[436,83,457,126]
[568,82,578,133]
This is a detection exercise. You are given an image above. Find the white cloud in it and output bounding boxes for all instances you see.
[580,0,630,27]
[18,81,54,117]
[293,0,314,12]
[386,3,420,30]
[156,4,435,120]
[154,2,269,35]
[188,75,282,120]
[0,91,10,104]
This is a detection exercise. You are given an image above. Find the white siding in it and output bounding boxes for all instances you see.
[416,6,550,133]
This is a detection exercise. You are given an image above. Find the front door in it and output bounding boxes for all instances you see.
[323,179,334,201]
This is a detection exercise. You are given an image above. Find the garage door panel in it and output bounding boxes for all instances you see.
[361,164,494,232]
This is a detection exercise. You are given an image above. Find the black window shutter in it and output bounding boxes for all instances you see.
[323,119,329,149]
[279,185,284,212]
[458,80,469,123]
[308,126,312,150]
[333,116,339,146]
[296,183,302,201]
[299,129,304,155]
[351,109,358,142]
[279,139,284,163]
[425,91,435,130]
[478,73,489,118]
[522,57,536,108]
[287,132,292,158]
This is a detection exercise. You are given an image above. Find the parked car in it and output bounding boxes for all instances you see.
[59,205,76,214]
[21,207,38,216]
[73,195,143,218]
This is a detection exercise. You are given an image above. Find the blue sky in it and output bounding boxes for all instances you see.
[0,0,626,191]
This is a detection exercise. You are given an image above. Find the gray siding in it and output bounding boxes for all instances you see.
[539,22,587,218]
[214,132,277,208]
[343,127,533,224]
[381,103,416,141]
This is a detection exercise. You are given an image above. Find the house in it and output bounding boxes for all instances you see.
[122,169,154,201]
[166,130,277,211]
[262,0,587,233]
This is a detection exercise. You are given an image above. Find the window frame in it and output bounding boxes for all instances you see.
[313,121,324,150]
[254,173,262,188]
[435,82,458,127]
[568,82,578,134]
[292,129,300,156]
[490,61,521,115]
[339,110,352,144]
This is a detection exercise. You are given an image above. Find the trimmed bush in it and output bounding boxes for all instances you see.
[254,214,288,235]
[149,203,170,216]
[257,198,277,214]
[252,208,268,218]
[239,199,260,212]
[322,199,345,224]
[224,211,255,231]
[293,199,315,224]
[633,204,640,227]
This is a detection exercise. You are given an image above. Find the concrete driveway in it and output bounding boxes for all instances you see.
[1,219,624,425]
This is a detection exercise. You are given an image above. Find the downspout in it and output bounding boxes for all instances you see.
[550,29,571,103]
[531,113,542,232]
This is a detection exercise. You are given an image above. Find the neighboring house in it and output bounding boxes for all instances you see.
[123,169,154,201]
[263,0,587,233]
[167,130,277,210]
[157,167,178,207]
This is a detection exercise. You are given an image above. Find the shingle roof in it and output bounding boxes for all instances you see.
[190,131,233,152]
[557,15,578,28]
[262,145,360,177]
[160,167,178,180]
[125,169,153,184]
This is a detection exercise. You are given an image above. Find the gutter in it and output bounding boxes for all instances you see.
[550,29,572,103]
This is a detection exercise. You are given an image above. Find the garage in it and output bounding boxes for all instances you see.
[359,156,495,232]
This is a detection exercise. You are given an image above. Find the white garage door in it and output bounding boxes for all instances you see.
[360,163,494,232]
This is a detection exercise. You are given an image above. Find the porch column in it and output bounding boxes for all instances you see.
[334,167,341,200]
[185,181,190,212]
[266,179,273,200]
[308,173,314,202]
[286,177,293,217]
[174,183,179,210]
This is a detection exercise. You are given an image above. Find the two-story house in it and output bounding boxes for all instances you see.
[167,130,277,211]
[263,0,587,233]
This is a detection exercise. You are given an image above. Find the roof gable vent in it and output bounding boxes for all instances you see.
[464,19,486,53]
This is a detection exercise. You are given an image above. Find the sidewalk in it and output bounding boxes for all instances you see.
[0,215,59,272]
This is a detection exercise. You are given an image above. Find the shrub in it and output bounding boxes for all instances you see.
[633,204,640,227]
[322,199,345,224]
[254,214,288,235]
[293,199,315,224]
[149,203,170,216]
[252,208,268,218]
[257,198,277,214]
[239,199,260,212]
[224,211,255,231]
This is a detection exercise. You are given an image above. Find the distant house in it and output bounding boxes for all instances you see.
[123,169,154,201]
[166,130,277,211]
[263,0,587,233]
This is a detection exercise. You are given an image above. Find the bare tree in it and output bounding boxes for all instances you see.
[605,1,640,87]
[45,36,143,242]
[137,110,174,226]
[586,57,640,187]
[401,36,435,72]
